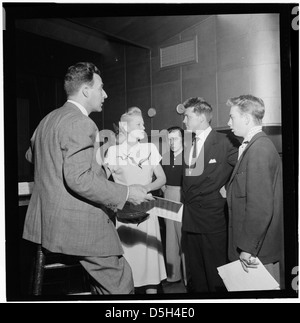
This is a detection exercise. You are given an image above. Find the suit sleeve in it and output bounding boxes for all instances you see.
[61,117,128,210]
[237,145,275,256]
[226,136,239,167]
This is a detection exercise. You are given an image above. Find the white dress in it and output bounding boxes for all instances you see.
[105,142,167,287]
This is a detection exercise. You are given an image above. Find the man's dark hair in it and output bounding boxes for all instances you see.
[64,62,101,96]
[183,97,213,124]
[167,126,184,138]
[226,94,265,125]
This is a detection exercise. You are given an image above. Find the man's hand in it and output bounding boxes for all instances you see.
[239,251,260,273]
[127,184,155,205]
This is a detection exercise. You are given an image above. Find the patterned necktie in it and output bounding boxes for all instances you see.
[238,141,249,159]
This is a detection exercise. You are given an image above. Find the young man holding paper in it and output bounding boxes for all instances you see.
[226,94,284,288]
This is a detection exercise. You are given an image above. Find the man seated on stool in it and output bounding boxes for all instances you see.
[23,62,153,295]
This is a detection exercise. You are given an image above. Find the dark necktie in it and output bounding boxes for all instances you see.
[190,136,200,168]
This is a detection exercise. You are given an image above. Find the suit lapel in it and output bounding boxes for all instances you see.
[185,130,218,168]
[228,132,266,186]
[203,130,218,168]
[184,130,217,187]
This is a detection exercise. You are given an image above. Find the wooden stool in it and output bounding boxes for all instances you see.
[30,244,97,296]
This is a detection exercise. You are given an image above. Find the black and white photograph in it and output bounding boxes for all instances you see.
[1,1,299,305]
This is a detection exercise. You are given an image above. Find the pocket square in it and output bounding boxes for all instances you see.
[209,159,217,164]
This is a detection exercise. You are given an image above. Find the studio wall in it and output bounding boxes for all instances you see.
[15,13,283,184]
[15,30,103,182]
[101,44,152,134]
[150,14,281,151]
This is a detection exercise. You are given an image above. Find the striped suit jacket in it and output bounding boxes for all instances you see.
[23,102,128,257]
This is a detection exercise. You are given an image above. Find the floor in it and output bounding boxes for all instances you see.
[161,279,187,294]
[25,217,188,297]
[40,263,187,297]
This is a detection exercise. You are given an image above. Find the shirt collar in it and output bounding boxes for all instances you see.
[119,140,141,155]
[243,125,263,143]
[67,99,89,117]
[173,148,183,158]
[195,126,212,142]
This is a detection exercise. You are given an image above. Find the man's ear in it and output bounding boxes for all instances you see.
[82,85,89,98]
[199,113,206,124]
[244,113,251,125]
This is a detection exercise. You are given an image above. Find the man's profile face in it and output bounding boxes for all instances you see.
[183,107,201,132]
[228,105,247,137]
[89,74,108,113]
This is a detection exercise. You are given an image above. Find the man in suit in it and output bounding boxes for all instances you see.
[181,97,238,293]
[23,62,152,295]
[226,94,284,288]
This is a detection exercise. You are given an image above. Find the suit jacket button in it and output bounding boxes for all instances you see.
[107,219,110,223]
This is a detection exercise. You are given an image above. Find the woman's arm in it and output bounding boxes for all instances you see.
[103,164,112,179]
[145,164,166,193]
[103,146,116,179]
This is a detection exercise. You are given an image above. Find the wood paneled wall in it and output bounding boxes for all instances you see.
[150,14,281,131]
[101,44,152,134]
[15,14,282,182]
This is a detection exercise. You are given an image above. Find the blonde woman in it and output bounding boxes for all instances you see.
[105,107,167,294]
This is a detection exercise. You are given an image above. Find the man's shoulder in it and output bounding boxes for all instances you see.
[213,129,237,145]
[58,104,96,128]
[250,133,279,155]
[41,102,80,122]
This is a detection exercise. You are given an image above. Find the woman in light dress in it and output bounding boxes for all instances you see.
[105,107,167,294]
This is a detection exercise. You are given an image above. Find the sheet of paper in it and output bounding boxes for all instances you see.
[217,258,280,291]
[18,182,34,196]
[132,197,183,222]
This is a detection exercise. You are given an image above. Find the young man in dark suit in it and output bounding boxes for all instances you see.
[226,94,284,288]
[181,97,238,293]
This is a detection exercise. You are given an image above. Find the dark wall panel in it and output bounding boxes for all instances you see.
[15,30,104,181]
[152,81,183,131]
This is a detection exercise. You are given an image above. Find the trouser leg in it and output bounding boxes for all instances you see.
[165,219,182,282]
[80,255,134,295]
[182,231,208,293]
[182,231,227,293]
[201,231,228,292]
[265,262,281,289]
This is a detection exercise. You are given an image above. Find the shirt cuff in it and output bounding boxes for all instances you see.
[126,186,130,201]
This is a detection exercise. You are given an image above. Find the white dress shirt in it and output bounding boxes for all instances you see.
[67,99,89,116]
[189,126,212,167]
[238,126,263,159]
